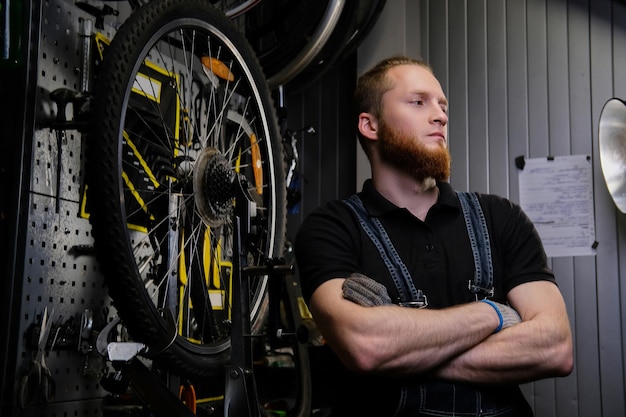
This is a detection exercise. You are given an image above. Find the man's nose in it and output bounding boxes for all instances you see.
[431,108,448,125]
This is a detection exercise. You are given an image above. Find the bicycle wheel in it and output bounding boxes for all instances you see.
[86,0,286,377]
[243,0,386,90]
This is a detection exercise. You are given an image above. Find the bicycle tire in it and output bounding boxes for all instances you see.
[86,0,286,377]
[243,0,386,91]
[242,0,342,90]
[279,0,387,92]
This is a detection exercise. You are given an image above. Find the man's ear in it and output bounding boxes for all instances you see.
[358,113,378,141]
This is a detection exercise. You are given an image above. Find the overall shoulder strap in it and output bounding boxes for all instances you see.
[343,195,426,307]
[456,191,494,298]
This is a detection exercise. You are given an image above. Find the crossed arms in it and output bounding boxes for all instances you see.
[308,278,573,384]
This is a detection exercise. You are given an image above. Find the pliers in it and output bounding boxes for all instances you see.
[17,307,56,409]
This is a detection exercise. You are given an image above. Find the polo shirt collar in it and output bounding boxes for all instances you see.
[358,179,462,217]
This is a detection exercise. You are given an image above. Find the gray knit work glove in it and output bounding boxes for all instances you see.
[480,299,522,333]
[342,273,392,307]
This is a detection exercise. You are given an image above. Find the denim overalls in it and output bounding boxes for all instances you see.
[342,192,534,417]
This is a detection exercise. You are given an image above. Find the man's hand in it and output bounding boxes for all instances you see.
[342,273,392,306]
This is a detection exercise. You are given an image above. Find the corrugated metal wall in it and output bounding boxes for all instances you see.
[357,0,626,415]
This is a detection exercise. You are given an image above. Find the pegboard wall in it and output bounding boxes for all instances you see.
[9,0,131,415]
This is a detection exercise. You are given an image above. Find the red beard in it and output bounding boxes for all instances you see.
[377,119,451,182]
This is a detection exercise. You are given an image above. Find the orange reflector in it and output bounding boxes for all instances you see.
[201,56,235,81]
[179,383,197,414]
[250,133,263,195]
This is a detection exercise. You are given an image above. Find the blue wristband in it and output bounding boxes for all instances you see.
[480,299,503,333]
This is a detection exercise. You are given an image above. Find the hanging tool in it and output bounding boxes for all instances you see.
[49,88,77,213]
[17,307,57,409]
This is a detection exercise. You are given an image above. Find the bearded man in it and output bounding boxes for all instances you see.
[294,56,573,417]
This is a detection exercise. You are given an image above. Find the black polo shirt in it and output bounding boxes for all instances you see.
[295,180,554,308]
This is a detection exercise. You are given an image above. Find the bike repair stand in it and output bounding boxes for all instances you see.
[224,174,309,417]
[223,175,263,417]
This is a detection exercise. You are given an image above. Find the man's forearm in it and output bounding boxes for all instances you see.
[312,281,507,375]
[432,312,573,384]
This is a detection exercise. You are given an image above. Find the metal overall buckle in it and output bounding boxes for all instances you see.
[398,290,429,308]
[468,280,494,301]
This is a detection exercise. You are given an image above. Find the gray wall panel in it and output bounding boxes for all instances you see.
[527,1,551,159]
[505,0,529,200]
[567,3,602,417]
[547,0,571,156]
[616,3,626,97]
[567,0,593,157]
[428,0,449,88]
[573,253,601,417]
[467,0,490,192]
[487,0,509,196]
[448,0,470,189]
[553,258,579,417]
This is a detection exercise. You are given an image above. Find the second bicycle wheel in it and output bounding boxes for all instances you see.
[86,0,286,377]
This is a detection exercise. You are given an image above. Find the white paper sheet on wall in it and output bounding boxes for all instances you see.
[518,154,596,257]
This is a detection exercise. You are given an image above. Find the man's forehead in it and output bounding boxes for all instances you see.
[388,64,432,79]
[386,66,446,98]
